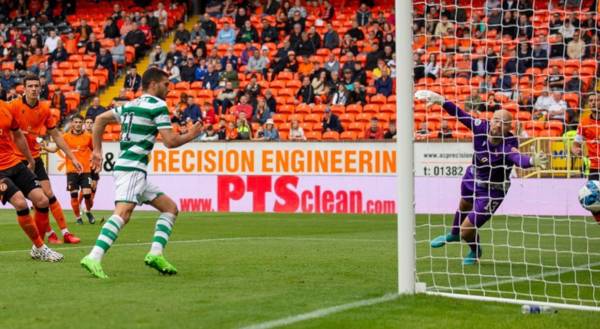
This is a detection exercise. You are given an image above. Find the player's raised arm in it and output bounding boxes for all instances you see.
[91,110,118,172]
[415,90,475,130]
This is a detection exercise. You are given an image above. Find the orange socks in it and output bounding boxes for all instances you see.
[48,196,68,230]
[17,209,43,247]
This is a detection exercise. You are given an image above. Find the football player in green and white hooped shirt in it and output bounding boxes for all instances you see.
[80,68,203,279]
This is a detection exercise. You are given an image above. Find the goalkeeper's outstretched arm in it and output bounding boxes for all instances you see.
[415,90,475,130]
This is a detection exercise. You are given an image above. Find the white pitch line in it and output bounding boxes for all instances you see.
[460,261,600,290]
[239,293,399,329]
[0,236,393,255]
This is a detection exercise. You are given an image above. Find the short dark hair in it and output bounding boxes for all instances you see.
[72,114,84,121]
[23,73,40,86]
[141,67,168,90]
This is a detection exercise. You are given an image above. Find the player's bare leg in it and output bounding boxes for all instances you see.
[80,202,135,279]
[40,179,80,243]
[431,198,472,248]
[144,195,179,275]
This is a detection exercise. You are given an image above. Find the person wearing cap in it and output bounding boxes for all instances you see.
[258,119,280,141]
[322,107,344,133]
[216,22,236,45]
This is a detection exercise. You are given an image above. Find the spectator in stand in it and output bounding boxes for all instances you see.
[49,40,68,64]
[183,96,201,124]
[547,65,564,91]
[14,53,26,75]
[424,53,440,79]
[296,32,316,57]
[356,3,371,26]
[465,89,485,113]
[415,122,430,136]
[531,42,548,68]
[257,119,280,141]
[234,7,250,29]
[96,47,114,83]
[375,69,393,97]
[247,47,268,78]
[484,93,501,112]
[244,75,261,106]
[124,22,148,60]
[239,42,257,66]
[219,62,239,89]
[200,13,217,37]
[438,119,453,139]
[216,22,236,46]
[252,98,272,125]
[384,120,396,139]
[261,18,279,43]
[203,63,220,90]
[85,33,100,55]
[324,53,340,74]
[221,46,239,70]
[365,42,383,71]
[559,19,576,42]
[231,95,253,118]
[153,2,168,32]
[365,117,384,140]
[190,23,208,43]
[297,75,315,104]
[517,14,533,39]
[199,125,219,141]
[340,34,359,56]
[86,97,107,121]
[0,70,15,91]
[166,59,181,83]
[565,69,582,92]
[331,83,350,105]
[312,71,328,96]
[201,102,217,125]
[516,41,532,74]
[71,67,90,100]
[487,7,502,32]
[236,112,253,140]
[27,48,45,73]
[288,117,308,141]
[265,89,277,113]
[194,59,208,82]
[550,35,566,58]
[322,107,344,133]
[347,20,365,41]
[217,119,228,140]
[63,32,78,54]
[111,37,126,65]
[104,17,120,39]
[545,91,568,122]
[174,22,191,45]
[77,19,93,48]
[120,15,135,37]
[124,67,142,92]
[501,11,517,39]
[533,90,554,118]
[434,15,454,36]
[567,32,585,59]
[288,0,307,18]
[149,45,166,68]
[6,88,18,102]
[166,43,184,66]
[39,77,49,100]
[323,23,340,50]
[213,81,237,115]
[237,20,259,43]
[38,62,52,83]
[180,56,197,82]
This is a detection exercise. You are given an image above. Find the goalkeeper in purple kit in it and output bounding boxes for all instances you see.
[415,90,548,265]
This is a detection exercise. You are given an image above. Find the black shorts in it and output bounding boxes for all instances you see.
[21,158,49,181]
[91,171,100,181]
[67,173,92,191]
[0,162,40,204]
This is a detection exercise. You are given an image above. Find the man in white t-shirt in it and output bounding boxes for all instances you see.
[44,29,60,53]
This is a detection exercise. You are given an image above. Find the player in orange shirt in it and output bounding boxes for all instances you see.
[0,100,64,261]
[83,117,100,207]
[573,94,600,223]
[63,114,95,224]
[9,74,82,244]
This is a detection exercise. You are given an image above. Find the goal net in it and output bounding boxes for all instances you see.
[410,0,600,311]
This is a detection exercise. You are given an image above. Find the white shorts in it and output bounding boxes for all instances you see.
[113,170,163,205]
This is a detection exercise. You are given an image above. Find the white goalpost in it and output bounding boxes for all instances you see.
[398,0,600,312]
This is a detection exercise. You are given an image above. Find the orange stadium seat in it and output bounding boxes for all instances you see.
[322,131,340,140]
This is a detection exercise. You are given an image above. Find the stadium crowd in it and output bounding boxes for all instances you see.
[104,0,398,141]
[412,0,600,139]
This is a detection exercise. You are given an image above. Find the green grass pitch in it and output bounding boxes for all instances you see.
[0,210,599,329]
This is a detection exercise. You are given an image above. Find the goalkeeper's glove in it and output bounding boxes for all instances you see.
[414,90,445,106]
[531,152,548,169]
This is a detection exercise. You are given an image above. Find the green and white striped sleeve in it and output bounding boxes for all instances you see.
[112,105,123,123]
[153,106,172,130]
